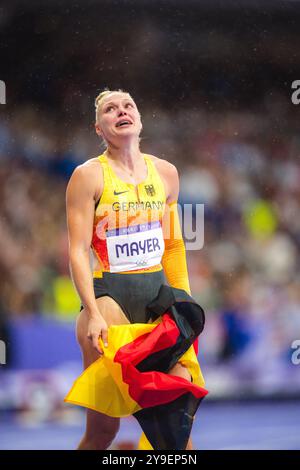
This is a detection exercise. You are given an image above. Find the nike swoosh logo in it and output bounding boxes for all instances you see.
[114,190,129,195]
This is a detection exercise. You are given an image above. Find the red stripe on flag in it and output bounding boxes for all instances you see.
[115,314,179,365]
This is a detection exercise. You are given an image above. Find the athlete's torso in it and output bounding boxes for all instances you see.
[92,153,167,275]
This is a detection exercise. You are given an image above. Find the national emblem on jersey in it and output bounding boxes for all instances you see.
[144,184,156,197]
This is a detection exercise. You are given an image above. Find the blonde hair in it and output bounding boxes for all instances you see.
[95,88,130,123]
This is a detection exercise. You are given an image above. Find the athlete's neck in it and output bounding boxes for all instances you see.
[105,142,143,171]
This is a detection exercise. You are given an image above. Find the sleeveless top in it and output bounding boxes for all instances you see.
[91,153,167,275]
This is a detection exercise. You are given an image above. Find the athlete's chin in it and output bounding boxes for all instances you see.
[113,130,140,140]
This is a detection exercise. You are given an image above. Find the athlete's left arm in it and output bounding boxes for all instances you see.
[160,163,191,295]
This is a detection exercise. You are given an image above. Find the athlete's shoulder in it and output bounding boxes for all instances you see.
[70,156,102,179]
[146,154,178,177]
[67,156,103,200]
[78,156,102,171]
[146,154,179,202]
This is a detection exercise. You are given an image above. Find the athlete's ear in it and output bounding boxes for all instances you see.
[139,114,143,133]
[95,122,103,137]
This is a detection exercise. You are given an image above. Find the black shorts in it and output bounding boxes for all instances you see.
[81,269,166,324]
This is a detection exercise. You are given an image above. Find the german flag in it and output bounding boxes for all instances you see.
[65,285,208,450]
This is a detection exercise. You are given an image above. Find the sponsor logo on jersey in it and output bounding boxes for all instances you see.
[114,190,129,195]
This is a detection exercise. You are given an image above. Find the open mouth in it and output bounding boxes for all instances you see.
[116,120,133,127]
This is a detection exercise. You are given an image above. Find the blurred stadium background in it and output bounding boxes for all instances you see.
[0,0,300,449]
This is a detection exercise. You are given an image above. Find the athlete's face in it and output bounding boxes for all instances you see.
[95,92,142,144]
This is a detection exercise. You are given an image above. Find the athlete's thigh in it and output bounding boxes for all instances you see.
[76,295,130,368]
[94,295,130,327]
[168,362,191,381]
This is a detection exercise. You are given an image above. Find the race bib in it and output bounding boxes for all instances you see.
[106,221,165,273]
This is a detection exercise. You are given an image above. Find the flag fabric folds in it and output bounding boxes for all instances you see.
[65,285,208,450]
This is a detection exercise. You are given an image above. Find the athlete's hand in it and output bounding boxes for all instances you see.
[87,313,108,355]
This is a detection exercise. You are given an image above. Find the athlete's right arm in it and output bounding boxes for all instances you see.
[66,163,108,354]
